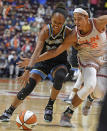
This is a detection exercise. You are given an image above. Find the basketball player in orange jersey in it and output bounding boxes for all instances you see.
[64,59,107,116]
[0,2,74,122]
[17,7,107,126]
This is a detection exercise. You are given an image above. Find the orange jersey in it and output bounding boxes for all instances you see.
[76,19,107,65]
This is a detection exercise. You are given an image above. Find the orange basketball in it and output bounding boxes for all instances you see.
[16,110,37,130]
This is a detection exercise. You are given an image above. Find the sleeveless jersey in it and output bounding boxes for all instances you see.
[75,18,107,66]
[41,24,68,63]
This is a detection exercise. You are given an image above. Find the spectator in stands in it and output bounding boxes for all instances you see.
[2,5,12,19]
[30,0,38,5]
[89,0,99,16]
[0,0,3,7]
[6,0,14,5]
[6,20,12,29]
[36,13,44,25]
[24,1,31,9]
[11,15,17,26]
[37,0,47,5]
[21,40,33,54]
[30,22,40,33]
[0,19,5,36]
[8,51,20,78]
[68,7,74,17]
[0,50,8,77]
[104,1,107,8]
[45,6,52,19]
[66,0,72,8]
[100,0,107,9]
[10,34,20,52]
[3,34,11,51]
[0,0,3,16]
[14,22,21,32]
[37,4,45,16]
[22,21,30,32]
[81,0,89,6]
[73,0,80,6]
[19,18,26,27]
[27,13,35,23]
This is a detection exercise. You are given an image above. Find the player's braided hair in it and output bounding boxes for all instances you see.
[52,2,68,19]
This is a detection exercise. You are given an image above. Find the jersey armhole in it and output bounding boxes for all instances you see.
[93,19,105,33]
[63,25,66,39]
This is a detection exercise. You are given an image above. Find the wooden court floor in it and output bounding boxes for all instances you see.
[0,78,101,131]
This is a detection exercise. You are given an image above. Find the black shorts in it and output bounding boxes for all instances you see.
[30,60,71,80]
[68,47,78,68]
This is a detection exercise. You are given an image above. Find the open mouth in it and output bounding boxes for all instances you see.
[77,25,80,28]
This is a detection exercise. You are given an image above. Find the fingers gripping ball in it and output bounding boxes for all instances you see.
[16,110,37,130]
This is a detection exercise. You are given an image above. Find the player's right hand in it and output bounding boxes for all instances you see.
[17,57,30,68]
[17,70,30,87]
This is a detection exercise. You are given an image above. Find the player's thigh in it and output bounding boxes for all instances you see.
[82,67,97,88]
[93,77,107,99]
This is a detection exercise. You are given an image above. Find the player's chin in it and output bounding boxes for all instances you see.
[54,28,60,32]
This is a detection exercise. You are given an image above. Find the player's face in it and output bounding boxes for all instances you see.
[74,13,88,30]
[51,13,65,33]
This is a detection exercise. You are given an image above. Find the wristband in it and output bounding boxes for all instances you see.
[25,66,32,71]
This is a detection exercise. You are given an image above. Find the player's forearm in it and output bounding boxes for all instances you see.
[35,49,57,63]
[35,36,74,63]
[28,41,44,67]
[35,43,69,63]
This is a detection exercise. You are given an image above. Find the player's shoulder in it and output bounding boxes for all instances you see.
[65,25,74,36]
[65,25,72,31]
[65,25,77,37]
[41,24,49,34]
[39,24,49,38]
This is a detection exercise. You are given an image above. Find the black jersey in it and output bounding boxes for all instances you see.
[41,24,68,63]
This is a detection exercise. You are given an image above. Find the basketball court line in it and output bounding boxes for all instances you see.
[0,89,69,99]
[37,123,75,128]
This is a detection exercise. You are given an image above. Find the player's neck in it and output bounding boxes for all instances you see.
[53,30,60,36]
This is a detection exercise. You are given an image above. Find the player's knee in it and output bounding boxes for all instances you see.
[88,86,95,93]
[17,78,36,100]
[53,68,67,90]
[77,84,96,100]
[85,81,96,93]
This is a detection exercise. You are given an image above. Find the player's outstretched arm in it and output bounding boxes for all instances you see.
[27,25,49,68]
[95,15,107,32]
[17,30,76,68]
[36,31,77,63]
[17,25,49,68]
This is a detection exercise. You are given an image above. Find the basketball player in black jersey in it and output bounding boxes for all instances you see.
[0,2,74,122]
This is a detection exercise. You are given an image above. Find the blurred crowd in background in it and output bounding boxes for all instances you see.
[0,0,107,78]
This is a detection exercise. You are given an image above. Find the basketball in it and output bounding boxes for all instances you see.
[16,110,37,130]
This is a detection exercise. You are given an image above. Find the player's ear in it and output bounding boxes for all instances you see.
[84,15,89,21]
